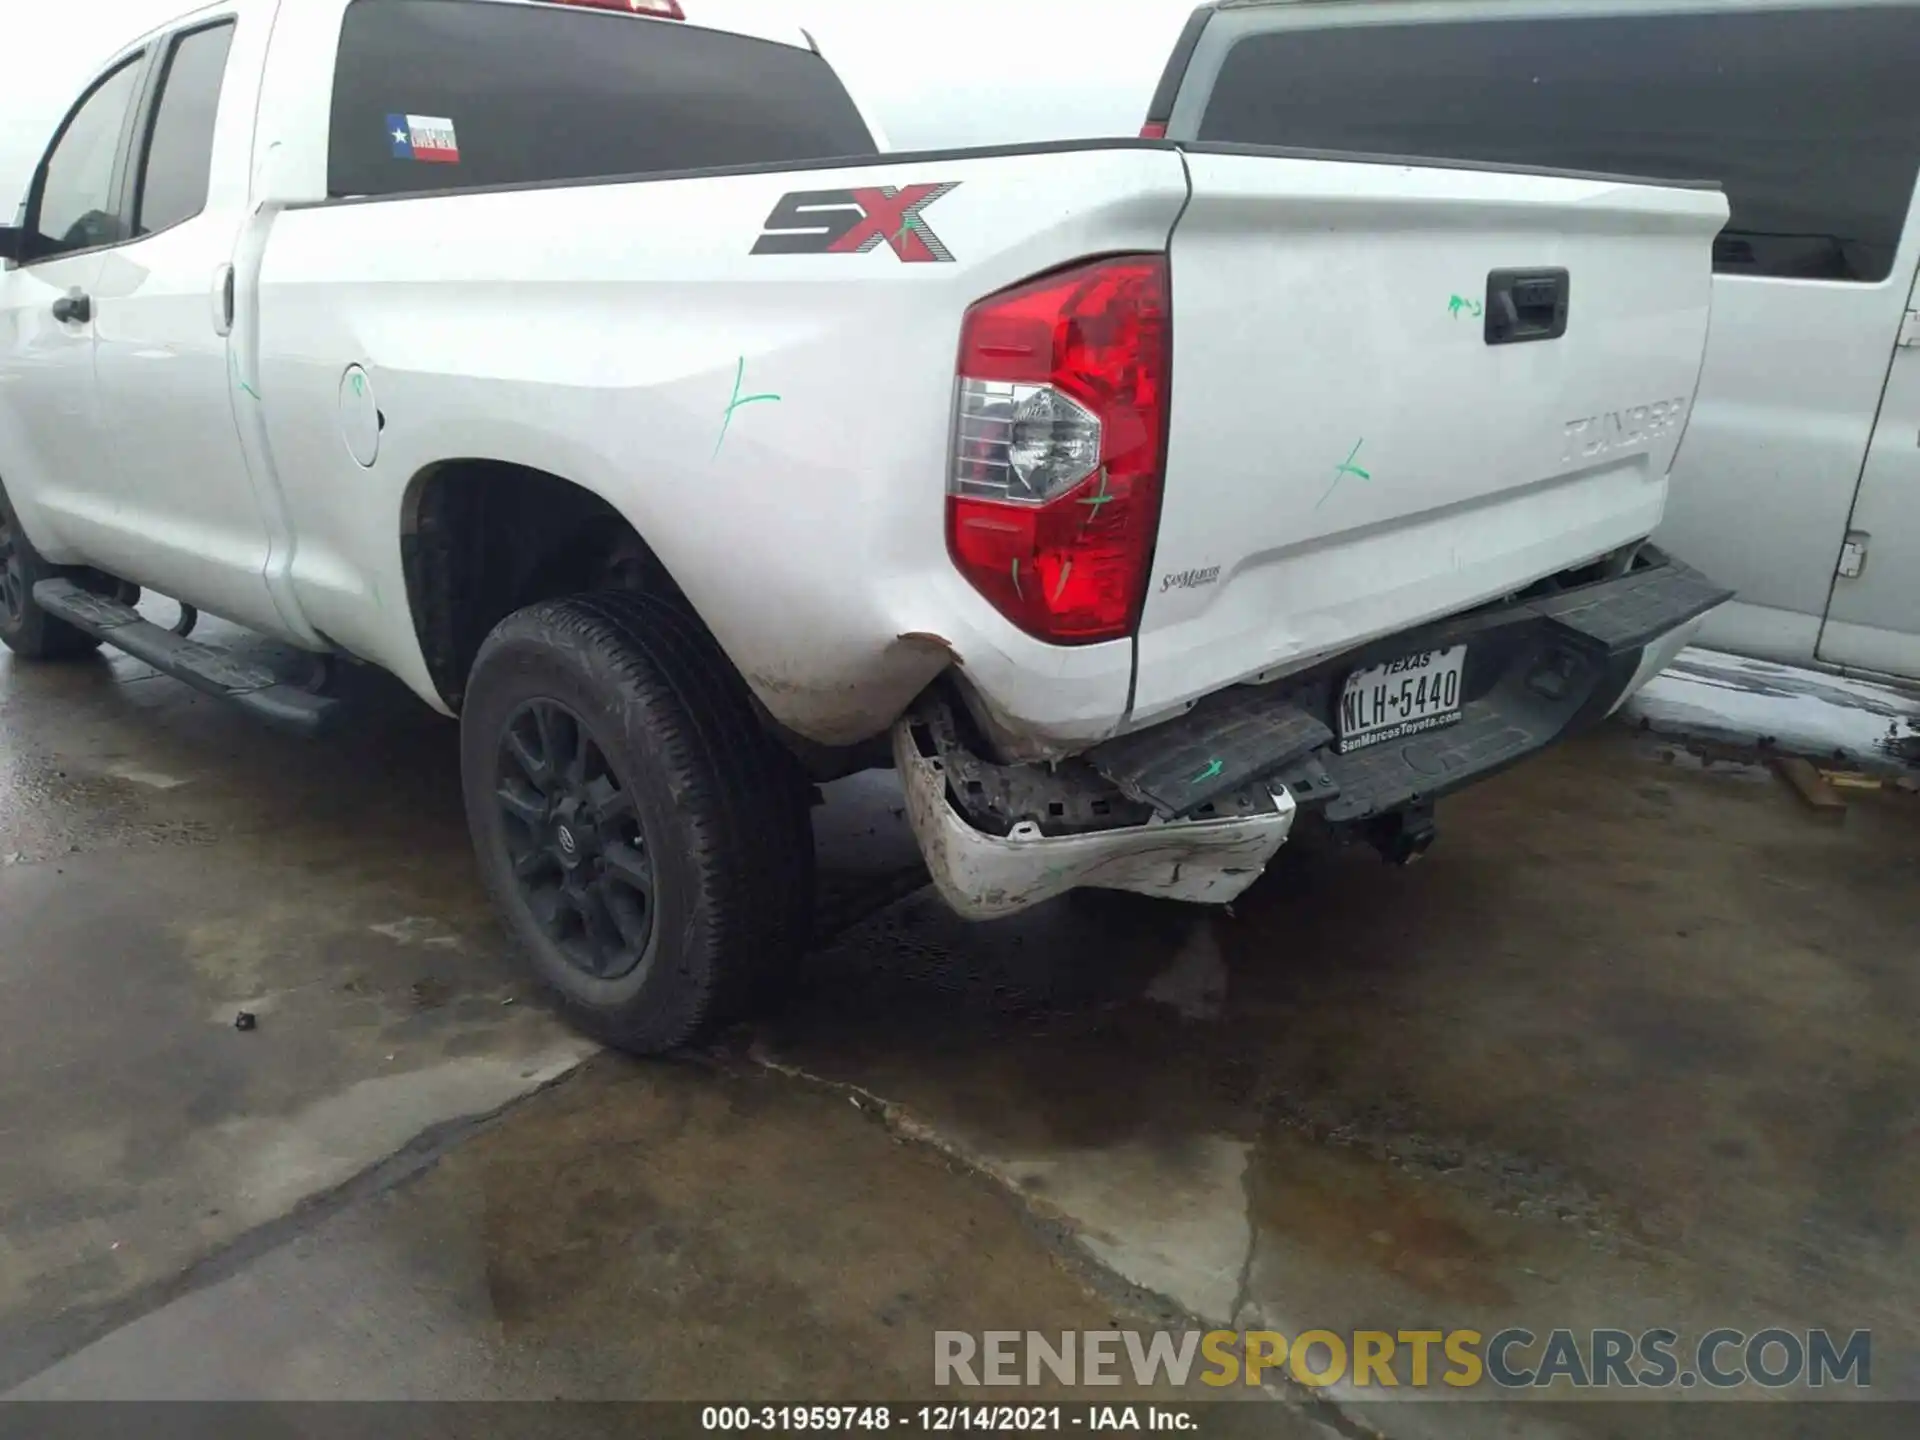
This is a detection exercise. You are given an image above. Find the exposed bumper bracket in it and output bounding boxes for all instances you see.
[893,722,1296,920]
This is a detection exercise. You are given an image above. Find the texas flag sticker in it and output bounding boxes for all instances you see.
[388,114,459,164]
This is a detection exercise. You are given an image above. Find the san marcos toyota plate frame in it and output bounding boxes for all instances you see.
[1337,645,1469,753]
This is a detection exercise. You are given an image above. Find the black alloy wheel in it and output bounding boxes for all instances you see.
[494,697,655,980]
[460,592,814,1053]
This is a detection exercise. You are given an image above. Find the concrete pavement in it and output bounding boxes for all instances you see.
[4,618,1918,1437]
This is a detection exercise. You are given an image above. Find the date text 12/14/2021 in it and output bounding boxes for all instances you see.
[700,1406,1196,1432]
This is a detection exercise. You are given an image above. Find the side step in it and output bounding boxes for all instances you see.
[33,579,341,737]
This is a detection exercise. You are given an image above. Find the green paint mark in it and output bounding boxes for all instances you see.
[1191,759,1224,785]
[713,356,781,457]
[230,351,260,400]
[1448,295,1483,320]
[894,213,925,248]
[351,371,365,397]
[1076,467,1115,537]
[1051,558,1073,603]
[1010,556,1023,598]
[1316,439,1371,510]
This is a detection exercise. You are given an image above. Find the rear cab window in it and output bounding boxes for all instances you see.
[1182,4,1920,284]
[327,0,878,199]
[134,21,237,236]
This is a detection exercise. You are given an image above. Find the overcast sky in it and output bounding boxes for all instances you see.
[1,0,1194,217]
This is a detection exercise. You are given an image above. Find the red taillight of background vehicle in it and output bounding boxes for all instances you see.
[947,256,1170,644]
[1139,121,1168,139]
[547,0,685,16]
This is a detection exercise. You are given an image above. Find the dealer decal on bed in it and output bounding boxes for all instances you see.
[388,114,460,164]
[751,183,960,262]
[1160,566,1221,593]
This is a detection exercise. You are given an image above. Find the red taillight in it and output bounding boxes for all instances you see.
[547,0,684,16]
[1139,121,1168,139]
[947,256,1170,645]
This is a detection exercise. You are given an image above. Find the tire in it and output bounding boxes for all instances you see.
[0,482,103,660]
[460,592,815,1053]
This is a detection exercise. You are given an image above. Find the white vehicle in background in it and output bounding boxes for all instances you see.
[1139,0,1920,685]
[1,0,1729,1052]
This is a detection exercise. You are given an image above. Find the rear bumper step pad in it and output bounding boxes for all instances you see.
[1085,687,1332,816]
[32,579,340,737]
[1089,550,1731,824]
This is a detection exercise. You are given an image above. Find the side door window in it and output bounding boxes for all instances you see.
[132,22,237,237]
[29,56,145,261]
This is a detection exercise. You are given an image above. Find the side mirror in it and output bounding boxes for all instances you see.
[0,226,21,264]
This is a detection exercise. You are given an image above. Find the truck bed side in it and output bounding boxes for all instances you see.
[245,145,1192,745]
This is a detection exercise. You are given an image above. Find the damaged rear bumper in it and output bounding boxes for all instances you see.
[897,545,1729,918]
[892,722,1296,920]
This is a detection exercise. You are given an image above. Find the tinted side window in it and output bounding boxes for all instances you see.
[328,0,876,199]
[33,58,144,259]
[135,22,236,236]
[1198,7,1920,283]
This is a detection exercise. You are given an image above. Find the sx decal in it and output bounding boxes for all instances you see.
[751,183,961,263]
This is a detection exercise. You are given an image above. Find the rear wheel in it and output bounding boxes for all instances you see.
[0,483,102,660]
[460,592,814,1053]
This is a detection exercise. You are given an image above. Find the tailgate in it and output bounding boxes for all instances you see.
[1130,150,1727,726]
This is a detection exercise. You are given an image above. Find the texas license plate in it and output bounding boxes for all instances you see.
[1337,646,1468,753]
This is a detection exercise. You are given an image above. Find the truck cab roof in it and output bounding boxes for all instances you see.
[125,0,815,62]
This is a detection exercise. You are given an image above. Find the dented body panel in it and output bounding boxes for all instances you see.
[244,145,1189,746]
[895,723,1297,919]
[905,548,1731,916]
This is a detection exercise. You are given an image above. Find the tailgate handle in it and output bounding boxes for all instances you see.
[1485,268,1569,346]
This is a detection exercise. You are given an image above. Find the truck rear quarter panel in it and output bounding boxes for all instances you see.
[252,147,1191,746]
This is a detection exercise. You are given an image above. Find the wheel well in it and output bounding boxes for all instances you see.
[401,460,684,711]
[401,459,888,781]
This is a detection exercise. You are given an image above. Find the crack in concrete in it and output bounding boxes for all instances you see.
[742,1041,1382,1437]
[745,1046,911,1129]
[1229,1142,1261,1327]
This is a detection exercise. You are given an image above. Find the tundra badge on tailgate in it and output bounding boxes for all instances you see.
[1562,397,1689,464]
[751,184,961,263]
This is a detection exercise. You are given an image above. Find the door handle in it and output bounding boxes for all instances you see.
[1484,268,1569,345]
[51,291,92,325]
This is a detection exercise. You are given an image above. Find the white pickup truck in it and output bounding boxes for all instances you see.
[0,0,1731,1051]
